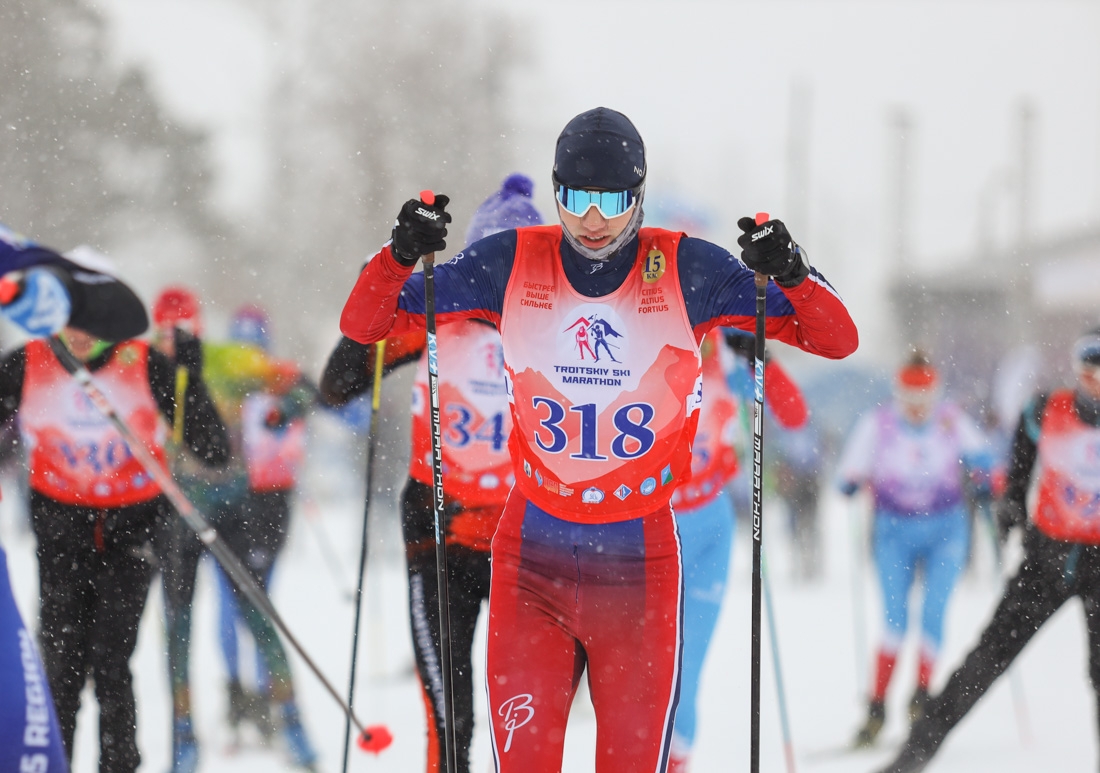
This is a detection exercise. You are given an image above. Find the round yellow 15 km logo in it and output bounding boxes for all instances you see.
[642,250,665,283]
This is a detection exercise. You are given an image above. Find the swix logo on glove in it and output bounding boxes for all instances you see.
[751,225,774,242]
[415,207,441,221]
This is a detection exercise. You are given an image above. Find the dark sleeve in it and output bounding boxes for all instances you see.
[319,333,424,407]
[340,231,515,343]
[59,265,149,342]
[1002,394,1046,510]
[269,377,320,426]
[147,349,230,467]
[678,236,858,359]
[411,230,516,321]
[0,348,25,425]
[320,337,372,407]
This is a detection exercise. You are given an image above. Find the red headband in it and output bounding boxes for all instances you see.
[897,364,938,389]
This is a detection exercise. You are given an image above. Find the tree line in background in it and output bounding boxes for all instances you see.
[0,0,527,369]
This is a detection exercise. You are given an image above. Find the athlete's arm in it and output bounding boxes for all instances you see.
[64,268,148,342]
[1002,395,1045,511]
[762,359,808,428]
[679,237,857,359]
[835,411,878,493]
[148,348,230,467]
[956,408,994,484]
[339,231,517,344]
[319,331,426,407]
[0,226,148,341]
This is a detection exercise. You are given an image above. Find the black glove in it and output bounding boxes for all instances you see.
[995,498,1026,544]
[736,217,810,288]
[391,194,452,266]
[264,406,288,430]
[173,327,203,381]
[444,499,465,532]
[722,330,771,365]
[723,330,755,360]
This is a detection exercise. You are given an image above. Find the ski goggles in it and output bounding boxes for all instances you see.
[555,184,638,219]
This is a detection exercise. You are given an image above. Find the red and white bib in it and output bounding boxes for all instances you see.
[409,319,514,509]
[21,339,166,507]
[1033,389,1100,543]
[500,226,702,523]
[241,391,306,492]
[671,331,742,511]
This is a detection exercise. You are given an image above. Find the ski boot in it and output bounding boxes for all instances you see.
[908,687,930,723]
[852,699,886,748]
[246,691,277,740]
[876,733,935,773]
[876,711,949,773]
[227,680,249,731]
[170,718,199,773]
[280,702,319,771]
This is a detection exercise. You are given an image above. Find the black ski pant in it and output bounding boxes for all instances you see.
[401,478,492,773]
[31,491,166,773]
[776,460,822,579]
[915,526,1100,753]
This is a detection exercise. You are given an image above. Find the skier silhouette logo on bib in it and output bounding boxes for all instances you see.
[563,310,626,365]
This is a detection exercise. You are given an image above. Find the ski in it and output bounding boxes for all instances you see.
[804,736,904,763]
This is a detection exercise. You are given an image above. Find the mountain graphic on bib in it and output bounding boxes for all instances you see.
[510,342,700,483]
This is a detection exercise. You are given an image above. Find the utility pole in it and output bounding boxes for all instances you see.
[888,107,914,271]
[1013,98,1037,345]
[885,107,925,348]
[1017,98,1035,248]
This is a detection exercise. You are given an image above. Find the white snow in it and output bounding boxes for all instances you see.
[3,465,1095,772]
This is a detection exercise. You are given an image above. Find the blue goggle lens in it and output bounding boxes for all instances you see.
[555,186,637,219]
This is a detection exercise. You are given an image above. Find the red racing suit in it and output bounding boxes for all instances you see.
[341,224,857,772]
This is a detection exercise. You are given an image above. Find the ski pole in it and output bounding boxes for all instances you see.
[341,340,387,773]
[762,549,798,773]
[301,498,355,601]
[420,190,458,773]
[44,336,394,755]
[848,497,869,699]
[750,210,769,773]
[984,502,1032,746]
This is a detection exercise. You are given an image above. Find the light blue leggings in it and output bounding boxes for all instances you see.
[673,492,735,750]
[872,507,969,650]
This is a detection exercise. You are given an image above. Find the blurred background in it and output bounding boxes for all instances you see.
[3,4,1099,768]
[2,0,1098,438]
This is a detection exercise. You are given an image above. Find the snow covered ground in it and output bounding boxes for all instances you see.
[3,472,1097,772]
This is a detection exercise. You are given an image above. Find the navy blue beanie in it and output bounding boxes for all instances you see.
[553,107,646,191]
[1075,327,1100,367]
[465,173,544,246]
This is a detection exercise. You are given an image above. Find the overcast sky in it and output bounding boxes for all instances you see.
[96,0,1100,359]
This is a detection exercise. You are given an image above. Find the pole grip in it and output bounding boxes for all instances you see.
[753,212,771,288]
[418,191,438,266]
